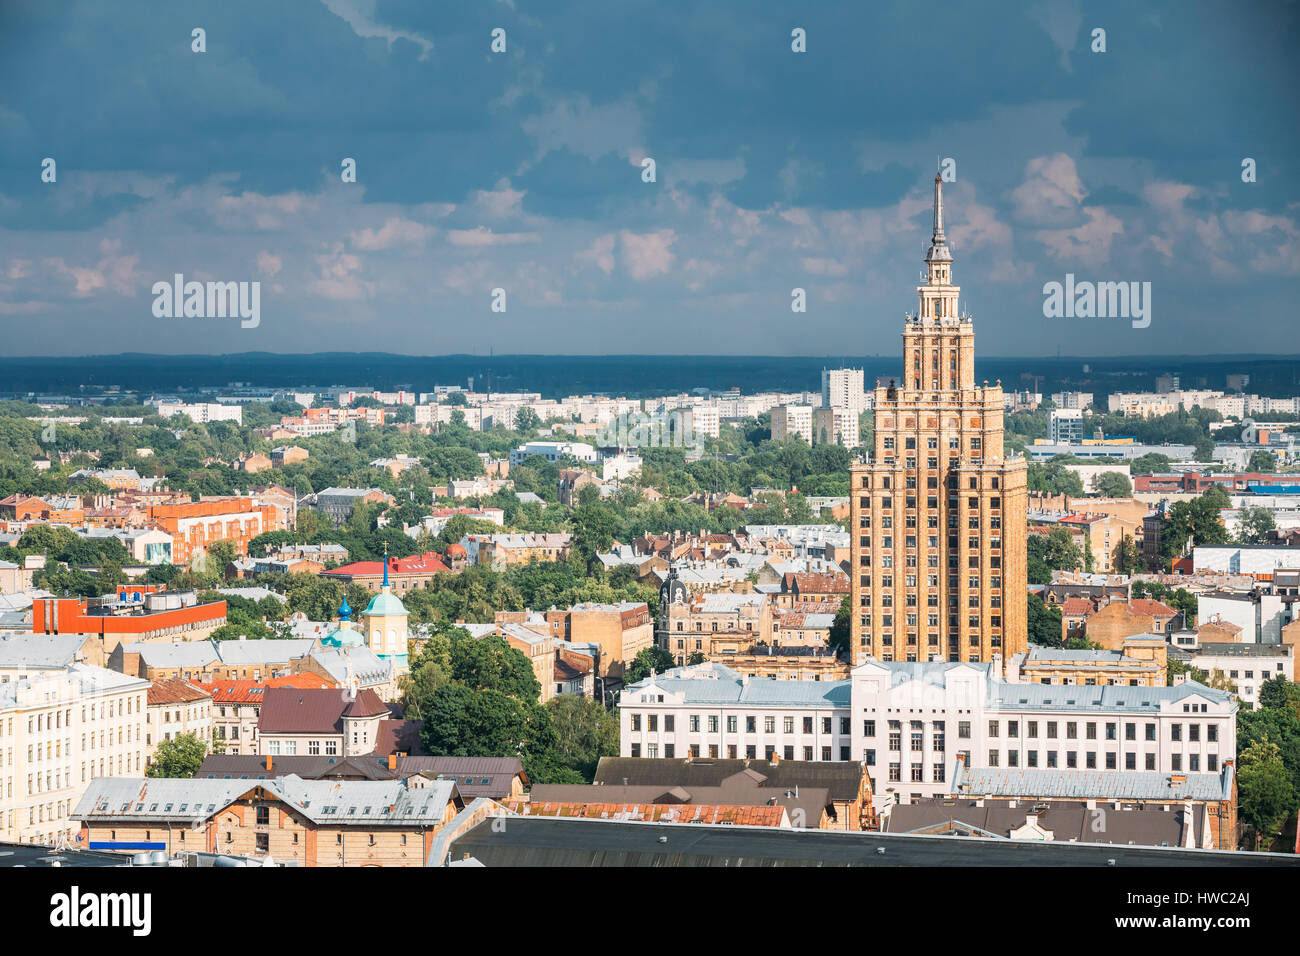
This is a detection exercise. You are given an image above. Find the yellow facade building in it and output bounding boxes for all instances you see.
[850,174,1028,669]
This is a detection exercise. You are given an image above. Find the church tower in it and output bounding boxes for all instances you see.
[363,547,410,674]
[848,172,1028,670]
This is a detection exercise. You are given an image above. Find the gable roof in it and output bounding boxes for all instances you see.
[593,757,865,802]
[258,687,388,735]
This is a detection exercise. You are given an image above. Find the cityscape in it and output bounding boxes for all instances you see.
[1,0,1297,927]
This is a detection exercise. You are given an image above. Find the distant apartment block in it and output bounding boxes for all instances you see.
[771,405,814,443]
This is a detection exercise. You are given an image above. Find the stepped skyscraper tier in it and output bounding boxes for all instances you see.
[849,174,1029,670]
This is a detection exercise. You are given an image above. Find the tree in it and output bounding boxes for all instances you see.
[1248,449,1279,473]
[449,634,541,702]
[147,732,209,778]
[1237,505,1276,545]
[1159,489,1230,560]
[1112,532,1142,575]
[1258,675,1300,716]
[1093,471,1132,498]
[828,594,851,657]
[1236,738,1296,844]
[1027,526,1085,575]
[1027,593,1063,647]
[545,695,619,781]
[625,645,677,683]
[514,408,542,434]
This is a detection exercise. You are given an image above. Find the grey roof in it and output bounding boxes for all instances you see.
[309,647,393,686]
[884,798,1205,849]
[445,815,1295,867]
[214,587,287,604]
[73,774,459,826]
[216,638,314,665]
[0,664,148,708]
[623,663,849,709]
[1193,643,1293,658]
[987,678,1234,714]
[0,633,91,669]
[119,641,219,668]
[952,765,1235,802]
[1025,647,1133,663]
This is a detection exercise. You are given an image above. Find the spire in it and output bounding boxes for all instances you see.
[338,595,352,621]
[382,541,390,589]
[926,168,952,264]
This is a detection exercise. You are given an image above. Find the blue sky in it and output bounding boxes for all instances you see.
[0,0,1296,357]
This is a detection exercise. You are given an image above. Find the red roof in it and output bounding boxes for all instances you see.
[321,551,449,578]
[194,673,334,704]
[1061,598,1096,616]
[446,543,467,556]
[147,678,212,706]
[1128,598,1177,618]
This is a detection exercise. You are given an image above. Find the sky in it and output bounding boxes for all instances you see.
[0,0,1297,359]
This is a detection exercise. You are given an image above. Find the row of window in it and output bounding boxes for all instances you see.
[629,714,850,735]
[630,743,851,761]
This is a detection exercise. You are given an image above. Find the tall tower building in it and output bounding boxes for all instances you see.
[849,173,1028,670]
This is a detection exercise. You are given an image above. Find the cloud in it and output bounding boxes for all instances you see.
[256,251,283,277]
[1009,154,1088,227]
[620,229,676,280]
[475,180,526,218]
[447,227,539,247]
[319,0,434,59]
[576,234,616,274]
[521,94,645,162]
[308,244,371,300]
[800,258,848,276]
[1032,207,1124,267]
[350,217,435,250]
[44,241,140,297]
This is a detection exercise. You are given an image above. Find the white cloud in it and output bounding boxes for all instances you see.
[256,251,283,277]
[474,180,526,218]
[319,0,434,59]
[447,227,539,247]
[350,217,435,250]
[576,234,616,274]
[620,229,676,280]
[309,244,371,300]
[1009,153,1088,227]
[1032,206,1124,267]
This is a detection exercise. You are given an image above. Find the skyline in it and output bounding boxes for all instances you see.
[0,1,1296,357]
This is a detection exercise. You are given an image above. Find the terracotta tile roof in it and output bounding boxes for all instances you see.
[321,552,448,578]
[194,673,333,704]
[1061,598,1096,616]
[784,572,850,594]
[147,678,212,706]
[1128,599,1177,617]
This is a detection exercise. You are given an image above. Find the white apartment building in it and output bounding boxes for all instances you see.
[822,367,867,421]
[509,441,599,465]
[0,664,149,846]
[1184,643,1292,710]
[771,405,815,443]
[620,661,1237,811]
[1050,392,1094,410]
[1048,408,1084,444]
[155,401,243,424]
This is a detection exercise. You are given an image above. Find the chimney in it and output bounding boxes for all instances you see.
[388,753,397,771]
[265,754,272,772]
